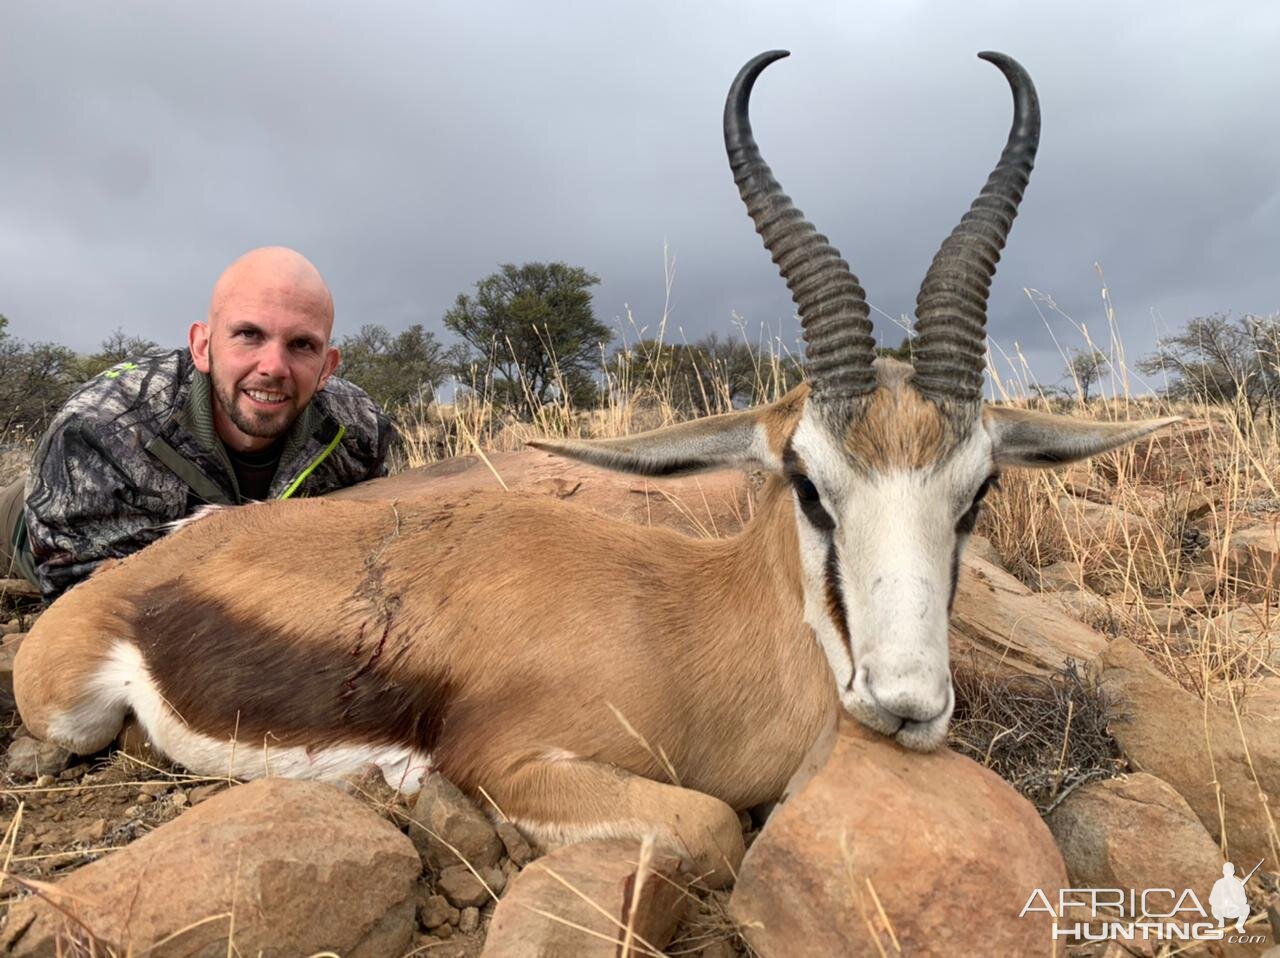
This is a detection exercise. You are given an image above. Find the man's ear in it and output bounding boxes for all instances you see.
[189,322,211,374]
[319,346,340,390]
[984,405,1182,468]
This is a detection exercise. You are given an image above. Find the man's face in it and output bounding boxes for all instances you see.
[189,290,340,453]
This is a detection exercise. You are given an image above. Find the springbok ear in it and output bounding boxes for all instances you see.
[528,401,796,477]
[984,405,1182,468]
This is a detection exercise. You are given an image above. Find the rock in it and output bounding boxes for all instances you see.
[188,782,227,805]
[965,533,1004,568]
[1100,638,1280,868]
[1031,558,1084,593]
[729,717,1066,957]
[5,732,72,779]
[408,773,504,871]
[1141,602,1192,636]
[419,894,452,930]
[1051,590,1123,633]
[1180,490,1216,522]
[0,632,23,708]
[1217,524,1280,602]
[458,906,480,934]
[0,779,421,957]
[950,555,1108,678]
[483,839,686,957]
[1,619,25,635]
[1198,605,1280,665]
[71,818,106,844]
[438,863,500,909]
[1046,773,1225,892]
[495,821,535,867]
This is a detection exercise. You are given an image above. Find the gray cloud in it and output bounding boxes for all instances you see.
[2,1,1277,395]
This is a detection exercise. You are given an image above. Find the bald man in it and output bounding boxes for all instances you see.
[1,248,394,601]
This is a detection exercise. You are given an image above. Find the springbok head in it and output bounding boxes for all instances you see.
[534,51,1176,751]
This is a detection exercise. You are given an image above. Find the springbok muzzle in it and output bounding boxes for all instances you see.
[846,665,955,751]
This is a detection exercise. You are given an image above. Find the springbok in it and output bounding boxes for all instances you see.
[15,51,1175,885]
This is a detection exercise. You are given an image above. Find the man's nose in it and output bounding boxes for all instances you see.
[255,342,290,379]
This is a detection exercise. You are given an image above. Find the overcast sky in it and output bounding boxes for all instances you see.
[2,2,1277,395]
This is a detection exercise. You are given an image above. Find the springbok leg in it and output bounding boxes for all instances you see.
[484,757,746,889]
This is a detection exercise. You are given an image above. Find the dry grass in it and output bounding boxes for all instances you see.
[949,663,1124,814]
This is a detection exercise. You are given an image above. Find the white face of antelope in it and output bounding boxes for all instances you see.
[784,381,994,751]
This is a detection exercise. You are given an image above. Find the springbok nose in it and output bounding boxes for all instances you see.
[866,672,950,723]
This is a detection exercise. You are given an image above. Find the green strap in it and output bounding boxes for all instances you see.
[279,424,346,500]
[144,437,234,506]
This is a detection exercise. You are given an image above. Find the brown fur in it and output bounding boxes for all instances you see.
[15,483,834,882]
[760,383,810,460]
[842,362,959,470]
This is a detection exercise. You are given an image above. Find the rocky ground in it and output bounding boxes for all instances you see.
[2,412,1279,955]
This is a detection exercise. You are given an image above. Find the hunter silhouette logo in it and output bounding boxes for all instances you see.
[1020,858,1270,944]
[1209,860,1263,934]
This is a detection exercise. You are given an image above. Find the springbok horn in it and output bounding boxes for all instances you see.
[725,50,878,404]
[912,52,1040,406]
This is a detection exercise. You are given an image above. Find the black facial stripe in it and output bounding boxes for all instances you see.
[955,473,1000,535]
[948,542,961,612]
[823,539,852,651]
[955,503,981,536]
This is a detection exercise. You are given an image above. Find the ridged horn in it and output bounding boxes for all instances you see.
[912,52,1040,406]
[725,50,877,404]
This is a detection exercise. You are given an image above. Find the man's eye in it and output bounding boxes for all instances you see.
[292,340,315,352]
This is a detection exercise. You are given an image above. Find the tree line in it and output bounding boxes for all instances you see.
[3,263,1278,443]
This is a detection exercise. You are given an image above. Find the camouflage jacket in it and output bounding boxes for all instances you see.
[23,348,394,600]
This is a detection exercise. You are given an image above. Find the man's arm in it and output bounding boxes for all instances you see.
[367,410,397,480]
[24,420,171,601]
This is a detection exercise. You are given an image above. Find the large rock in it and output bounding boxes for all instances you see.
[5,731,71,779]
[482,839,685,957]
[729,717,1067,957]
[950,555,1108,677]
[0,633,22,711]
[1100,638,1280,869]
[0,779,420,957]
[1046,773,1225,892]
[1217,525,1280,602]
[407,772,504,871]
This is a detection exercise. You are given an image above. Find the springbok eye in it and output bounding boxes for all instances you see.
[789,474,835,531]
[791,475,821,504]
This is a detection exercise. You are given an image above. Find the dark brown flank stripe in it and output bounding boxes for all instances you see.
[132,583,453,755]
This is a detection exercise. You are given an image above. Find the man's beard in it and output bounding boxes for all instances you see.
[208,352,297,440]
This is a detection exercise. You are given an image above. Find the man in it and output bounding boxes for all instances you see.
[0,247,394,601]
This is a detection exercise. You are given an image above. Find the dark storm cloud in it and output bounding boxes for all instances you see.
[2,1,1277,393]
